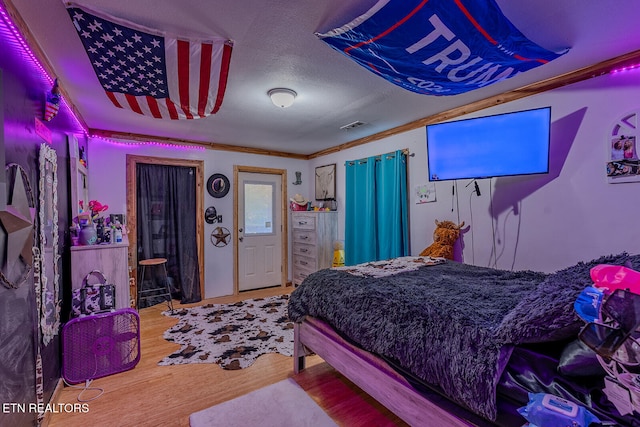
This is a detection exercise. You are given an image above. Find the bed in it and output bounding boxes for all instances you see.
[288,253,640,426]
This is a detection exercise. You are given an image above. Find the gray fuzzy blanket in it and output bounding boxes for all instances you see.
[287,253,639,421]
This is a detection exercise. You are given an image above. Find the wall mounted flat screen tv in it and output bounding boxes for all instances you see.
[427,106,551,181]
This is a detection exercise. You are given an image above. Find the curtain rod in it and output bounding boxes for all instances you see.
[345,149,414,166]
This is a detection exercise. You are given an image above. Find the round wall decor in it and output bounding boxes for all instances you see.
[205,206,218,224]
[207,173,230,198]
[211,227,231,247]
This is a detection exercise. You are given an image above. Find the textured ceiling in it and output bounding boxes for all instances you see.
[7,0,640,155]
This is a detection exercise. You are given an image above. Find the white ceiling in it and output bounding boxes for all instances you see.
[8,0,640,155]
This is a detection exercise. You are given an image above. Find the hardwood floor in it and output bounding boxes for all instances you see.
[49,287,406,427]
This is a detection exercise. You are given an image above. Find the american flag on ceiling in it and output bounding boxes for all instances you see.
[66,4,233,120]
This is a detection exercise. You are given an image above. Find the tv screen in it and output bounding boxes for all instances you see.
[426,107,551,181]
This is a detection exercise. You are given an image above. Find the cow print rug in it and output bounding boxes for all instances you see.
[158,294,293,370]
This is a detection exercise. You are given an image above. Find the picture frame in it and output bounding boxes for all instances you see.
[608,112,640,184]
[315,163,336,200]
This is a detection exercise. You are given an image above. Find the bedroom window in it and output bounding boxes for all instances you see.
[344,149,409,265]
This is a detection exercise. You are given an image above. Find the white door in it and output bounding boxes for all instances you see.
[238,172,283,291]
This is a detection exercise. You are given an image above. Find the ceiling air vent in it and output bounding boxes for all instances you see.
[340,120,366,130]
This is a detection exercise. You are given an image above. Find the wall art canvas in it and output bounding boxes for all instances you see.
[608,112,640,183]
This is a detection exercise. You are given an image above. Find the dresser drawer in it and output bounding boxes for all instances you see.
[293,254,317,271]
[293,268,313,286]
[290,211,337,287]
[292,229,316,245]
[291,214,316,231]
[293,242,317,258]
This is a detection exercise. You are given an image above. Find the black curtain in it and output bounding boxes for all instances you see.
[136,163,200,306]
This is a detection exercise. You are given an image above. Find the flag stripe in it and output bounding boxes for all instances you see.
[188,41,201,119]
[204,41,225,115]
[110,91,173,119]
[198,43,213,117]
[124,94,143,115]
[453,0,547,64]
[136,97,154,117]
[344,0,430,54]
[164,37,180,116]
[189,40,209,118]
[165,98,180,120]
[106,92,123,109]
[146,96,163,119]
[211,43,233,114]
[176,40,194,119]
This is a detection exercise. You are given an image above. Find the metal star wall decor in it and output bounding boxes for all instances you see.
[0,164,36,289]
[211,226,230,247]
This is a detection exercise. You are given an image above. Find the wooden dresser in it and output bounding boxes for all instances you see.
[70,243,131,309]
[291,211,338,286]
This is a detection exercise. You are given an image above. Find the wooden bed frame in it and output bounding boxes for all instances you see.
[293,316,480,427]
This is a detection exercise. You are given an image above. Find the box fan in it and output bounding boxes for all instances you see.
[62,308,141,384]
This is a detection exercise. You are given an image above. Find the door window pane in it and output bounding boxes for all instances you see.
[244,182,274,234]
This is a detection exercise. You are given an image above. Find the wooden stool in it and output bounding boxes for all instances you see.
[137,258,173,312]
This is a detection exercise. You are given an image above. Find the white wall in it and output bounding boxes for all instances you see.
[87,139,308,298]
[310,70,640,273]
[86,68,640,301]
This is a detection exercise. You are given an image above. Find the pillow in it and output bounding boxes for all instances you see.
[558,339,606,377]
[498,252,638,344]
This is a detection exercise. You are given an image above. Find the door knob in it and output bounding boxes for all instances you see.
[239,236,243,242]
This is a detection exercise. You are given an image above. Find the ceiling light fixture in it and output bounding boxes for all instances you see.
[268,88,297,108]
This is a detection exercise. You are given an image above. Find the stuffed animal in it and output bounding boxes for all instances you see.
[419,219,465,260]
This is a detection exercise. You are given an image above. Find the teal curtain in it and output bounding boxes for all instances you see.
[345,150,409,265]
[345,157,376,264]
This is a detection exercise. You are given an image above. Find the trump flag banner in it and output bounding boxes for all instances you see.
[316,0,568,96]
[66,4,232,119]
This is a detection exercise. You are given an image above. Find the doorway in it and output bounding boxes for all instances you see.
[234,166,288,293]
[126,155,204,305]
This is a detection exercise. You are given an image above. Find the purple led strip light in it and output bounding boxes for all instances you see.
[92,135,205,151]
[0,4,51,83]
[611,64,640,74]
[0,2,87,135]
